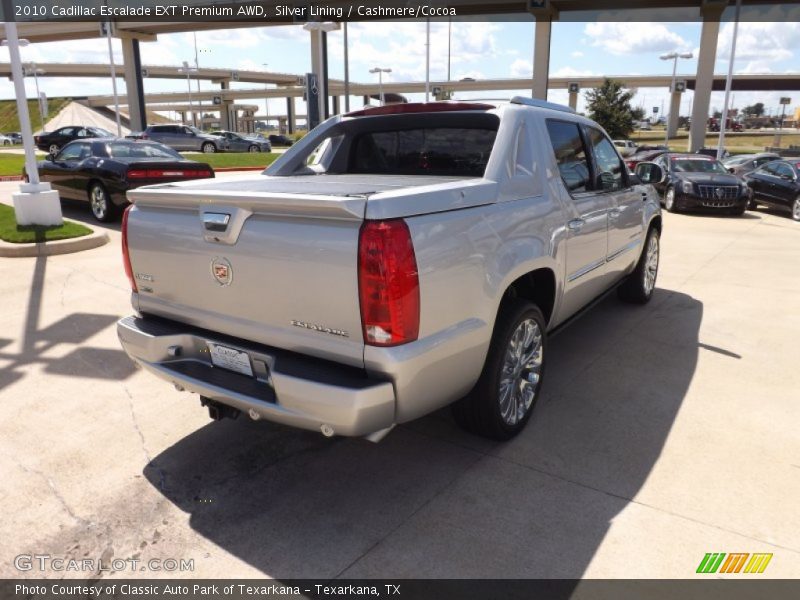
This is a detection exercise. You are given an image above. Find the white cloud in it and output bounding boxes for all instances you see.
[510,59,532,78]
[552,66,597,78]
[716,22,800,74]
[584,22,690,56]
[571,51,584,58]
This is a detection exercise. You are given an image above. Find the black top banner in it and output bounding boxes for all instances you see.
[2,0,800,23]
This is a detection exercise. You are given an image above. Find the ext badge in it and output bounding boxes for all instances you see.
[211,257,233,286]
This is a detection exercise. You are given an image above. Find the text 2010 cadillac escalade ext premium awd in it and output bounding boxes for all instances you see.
[118,98,663,441]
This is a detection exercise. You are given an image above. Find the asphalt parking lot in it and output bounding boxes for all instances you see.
[1,180,798,579]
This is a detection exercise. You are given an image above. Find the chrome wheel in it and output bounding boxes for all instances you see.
[793,197,800,222]
[248,145,259,153]
[49,144,59,155]
[498,318,543,426]
[90,185,108,221]
[665,188,676,212]
[202,142,216,153]
[644,233,659,295]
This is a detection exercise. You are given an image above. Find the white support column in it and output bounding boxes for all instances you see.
[689,4,724,152]
[4,21,61,226]
[532,14,553,100]
[668,90,682,138]
[120,38,146,132]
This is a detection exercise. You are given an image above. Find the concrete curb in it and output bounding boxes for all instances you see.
[0,230,110,257]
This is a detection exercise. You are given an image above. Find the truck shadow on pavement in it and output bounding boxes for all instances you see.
[145,288,704,579]
[0,254,136,392]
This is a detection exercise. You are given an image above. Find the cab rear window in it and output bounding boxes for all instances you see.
[350,127,496,177]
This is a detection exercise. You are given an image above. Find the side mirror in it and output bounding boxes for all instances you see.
[635,162,664,184]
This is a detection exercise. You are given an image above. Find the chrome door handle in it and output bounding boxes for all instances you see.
[203,212,231,232]
[567,218,585,232]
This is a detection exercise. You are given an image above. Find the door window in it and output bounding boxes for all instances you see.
[56,143,86,161]
[587,128,626,191]
[56,127,76,137]
[774,163,795,180]
[761,162,783,176]
[545,120,591,192]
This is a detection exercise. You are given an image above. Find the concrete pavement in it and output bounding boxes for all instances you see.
[0,183,798,580]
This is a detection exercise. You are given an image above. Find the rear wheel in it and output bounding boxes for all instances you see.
[88,182,117,222]
[618,226,660,304]
[201,142,216,154]
[452,299,546,440]
[48,143,60,155]
[248,145,260,153]
[793,196,800,222]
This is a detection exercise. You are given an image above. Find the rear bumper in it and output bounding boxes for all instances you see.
[117,315,396,437]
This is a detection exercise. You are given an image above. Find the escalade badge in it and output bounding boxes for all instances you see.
[210,257,233,286]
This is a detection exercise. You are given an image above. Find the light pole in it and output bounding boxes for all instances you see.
[178,61,198,127]
[262,62,270,131]
[718,0,742,159]
[660,51,693,148]
[369,67,392,106]
[193,32,203,130]
[1,30,62,226]
[25,62,45,128]
[302,21,339,126]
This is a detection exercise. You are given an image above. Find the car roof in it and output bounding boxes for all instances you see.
[667,153,716,159]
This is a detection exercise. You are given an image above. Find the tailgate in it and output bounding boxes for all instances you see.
[125,183,367,367]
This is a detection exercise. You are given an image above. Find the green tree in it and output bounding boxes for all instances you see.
[584,78,637,138]
[743,102,765,117]
[631,106,646,122]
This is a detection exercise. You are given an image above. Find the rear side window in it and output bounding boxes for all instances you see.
[545,120,591,192]
[586,127,625,191]
[350,127,496,177]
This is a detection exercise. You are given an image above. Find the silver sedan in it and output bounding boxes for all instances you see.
[209,131,272,153]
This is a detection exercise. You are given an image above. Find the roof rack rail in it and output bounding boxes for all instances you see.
[510,96,575,114]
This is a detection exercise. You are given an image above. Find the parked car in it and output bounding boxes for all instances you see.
[5,132,22,144]
[0,133,14,145]
[613,139,638,157]
[26,138,213,222]
[696,147,730,158]
[210,131,271,152]
[268,134,294,147]
[743,160,800,221]
[118,97,663,442]
[637,120,652,131]
[128,124,227,153]
[722,153,781,176]
[34,126,113,154]
[647,152,749,215]
[625,147,668,171]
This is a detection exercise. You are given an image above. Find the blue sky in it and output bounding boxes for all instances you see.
[1,17,798,122]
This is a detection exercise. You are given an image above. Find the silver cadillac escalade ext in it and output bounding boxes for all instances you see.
[118,98,663,441]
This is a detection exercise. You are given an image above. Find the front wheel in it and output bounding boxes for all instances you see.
[618,227,660,304]
[248,145,260,153]
[452,299,546,440]
[48,143,60,155]
[793,196,800,222]
[664,187,678,213]
[88,182,117,222]
[201,142,216,154]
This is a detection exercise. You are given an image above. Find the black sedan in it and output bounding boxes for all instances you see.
[34,126,114,154]
[268,134,294,147]
[743,160,800,221]
[27,138,214,222]
[650,153,749,215]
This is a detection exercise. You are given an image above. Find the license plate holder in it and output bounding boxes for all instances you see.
[208,343,254,377]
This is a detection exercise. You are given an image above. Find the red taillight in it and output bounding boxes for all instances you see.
[121,205,137,293]
[358,219,420,346]
[127,169,147,179]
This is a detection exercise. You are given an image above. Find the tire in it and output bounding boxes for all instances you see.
[201,142,216,154]
[452,299,547,440]
[48,143,60,155]
[618,226,660,304]
[248,145,260,153]
[664,187,679,213]
[793,196,800,222]
[88,182,117,223]
[730,204,746,216]
[747,199,758,210]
